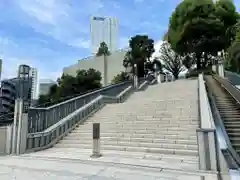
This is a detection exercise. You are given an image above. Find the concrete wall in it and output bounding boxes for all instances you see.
[63,50,126,86]
[0,125,12,155]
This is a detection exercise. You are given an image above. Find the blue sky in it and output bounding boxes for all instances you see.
[0,0,239,80]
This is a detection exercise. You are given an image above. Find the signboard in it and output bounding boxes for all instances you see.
[93,17,105,21]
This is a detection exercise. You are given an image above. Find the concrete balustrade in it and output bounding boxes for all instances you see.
[198,73,235,180]
[0,125,12,155]
[197,73,217,171]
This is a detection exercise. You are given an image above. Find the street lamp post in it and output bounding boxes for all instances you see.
[133,63,138,89]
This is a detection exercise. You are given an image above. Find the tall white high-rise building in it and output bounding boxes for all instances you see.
[90,16,119,54]
[30,67,39,100]
[0,59,2,82]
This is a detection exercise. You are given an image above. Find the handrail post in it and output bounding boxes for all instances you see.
[91,123,102,158]
[133,64,138,89]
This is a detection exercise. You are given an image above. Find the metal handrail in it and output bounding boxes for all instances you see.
[206,76,240,169]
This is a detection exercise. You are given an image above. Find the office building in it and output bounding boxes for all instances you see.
[0,80,17,113]
[90,16,119,54]
[63,49,128,86]
[39,79,56,96]
[17,65,32,112]
[30,67,39,100]
[0,59,2,82]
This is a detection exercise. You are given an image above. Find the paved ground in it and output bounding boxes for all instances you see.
[0,155,217,180]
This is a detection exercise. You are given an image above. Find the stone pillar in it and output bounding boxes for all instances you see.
[103,55,108,86]
[16,113,28,155]
[11,98,28,155]
[157,74,161,83]
[12,98,23,154]
[133,64,138,89]
[197,129,217,171]
[91,123,102,158]
[218,60,225,78]
[212,65,217,73]
[5,125,12,154]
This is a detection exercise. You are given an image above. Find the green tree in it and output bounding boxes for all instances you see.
[145,58,163,74]
[227,30,240,72]
[168,0,239,69]
[37,68,102,106]
[182,53,196,70]
[160,42,184,79]
[38,94,51,105]
[127,35,155,77]
[96,42,110,86]
[111,72,129,84]
[96,42,110,56]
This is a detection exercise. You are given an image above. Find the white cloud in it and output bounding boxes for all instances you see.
[0,0,180,80]
[151,40,164,60]
[69,39,90,49]
[15,0,89,49]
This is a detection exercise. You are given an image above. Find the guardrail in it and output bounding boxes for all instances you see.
[205,74,240,179]
[11,78,153,154]
[197,74,217,171]
[212,75,240,166]
[207,87,240,168]
[225,71,240,86]
[28,81,133,134]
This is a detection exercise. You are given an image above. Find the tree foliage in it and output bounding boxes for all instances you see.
[37,69,102,106]
[168,0,239,69]
[227,30,240,73]
[111,72,130,84]
[96,42,110,56]
[182,53,196,70]
[145,58,163,74]
[160,42,184,79]
[123,35,155,77]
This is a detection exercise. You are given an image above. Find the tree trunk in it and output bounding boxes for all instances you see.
[103,55,108,86]
[173,73,179,80]
[196,53,201,70]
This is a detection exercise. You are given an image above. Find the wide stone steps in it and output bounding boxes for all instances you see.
[38,79,201,174]
[77,125,198,131]
[71,128,197,135]
[63,136,198,145]
[33,147,199,162]
[59,139,198,150]
[55,143,198,156]
[83,120,198,125]
[22,149,200,172]
[67,131,197,140]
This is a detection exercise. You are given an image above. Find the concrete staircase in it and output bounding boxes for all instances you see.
[25,79,202,172]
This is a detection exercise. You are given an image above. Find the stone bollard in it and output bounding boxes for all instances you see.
[91,123,102,158]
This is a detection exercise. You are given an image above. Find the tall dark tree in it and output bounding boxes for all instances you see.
[145,58,163,74]
[127,35,155,77]
[168,0,239,69]
[37,69,102,106]
[96,42,110,86]
[160,42,184,79]
[182,53,196,70]
[111,72,129,84]
[227,30,240,72]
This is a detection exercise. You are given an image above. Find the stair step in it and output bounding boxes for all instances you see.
[84,120,199,125]
[72,129,196,135]
[27,149,199,171]
[67,132,197,140]
[59,139,198,150]
[54,143,198,156]
[80,124,198,129]
[64,136,198,145]
[42,147,199,162]
[78,126,196,131]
